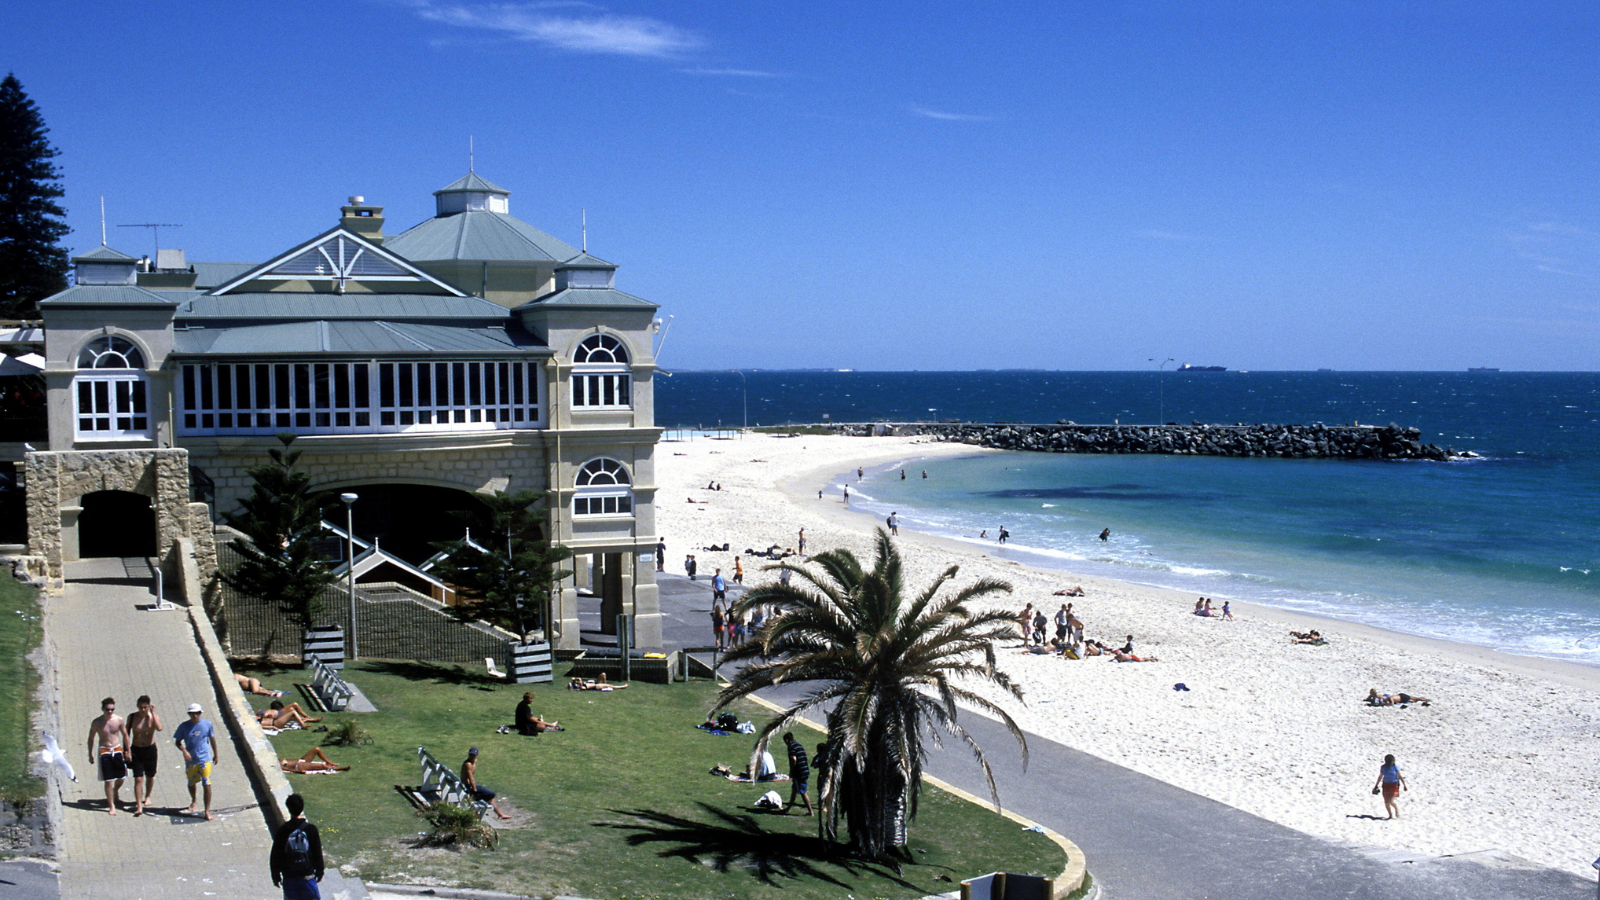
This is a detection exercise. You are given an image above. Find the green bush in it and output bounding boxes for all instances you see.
[326,720,372,747]
[418,801,498,850]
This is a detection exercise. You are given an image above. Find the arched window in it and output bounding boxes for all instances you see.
[73,337,150,439]
[575,334,629,365]
[77,336,145,369]
[573,458,633,517]
[571,334,631,409]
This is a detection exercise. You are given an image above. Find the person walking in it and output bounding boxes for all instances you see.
[1373,754,1407,819]
[711,569,727,604]
[1032,608,1048,646]
[733,556,744,585]
[126,695,162,817]
[888,512,900,535]
[173,702,219,820]
[784,732,813,816]
[797,528,806,556]
[86,696,128,815]
[711,602,726,652]
[1054,604,1071,644]
[270,793,324,899]
[655,540,665,573]
[998,526,1009,544]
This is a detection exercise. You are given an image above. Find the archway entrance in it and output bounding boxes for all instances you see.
[318,483,490,565]
[77,490,156,558]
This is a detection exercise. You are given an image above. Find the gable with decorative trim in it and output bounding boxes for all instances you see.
[211,229,466,296]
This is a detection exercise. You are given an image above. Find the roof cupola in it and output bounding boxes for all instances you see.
[340,196,386,244]
[434,173,510,216]
[72,245,139,285]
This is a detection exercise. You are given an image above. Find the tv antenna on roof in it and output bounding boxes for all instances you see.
[118,222,182,257]
[469,135,474,173]
[99,197,107,245]
[581,208,587,253]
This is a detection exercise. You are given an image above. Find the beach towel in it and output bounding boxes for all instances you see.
[696,724,732,736]
[725,773,792,784]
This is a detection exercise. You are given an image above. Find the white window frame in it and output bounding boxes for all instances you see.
[572,458,634,518]
[571,334,632,410]
[74,372,151,439]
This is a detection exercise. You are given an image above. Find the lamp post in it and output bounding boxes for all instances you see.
[1149,358,1174,425]
[340,492,359,660]
[731,369,747,430]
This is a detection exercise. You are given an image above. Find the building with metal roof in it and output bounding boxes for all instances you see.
[16,175,667,651]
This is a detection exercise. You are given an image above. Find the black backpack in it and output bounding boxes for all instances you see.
[284,822,313,875]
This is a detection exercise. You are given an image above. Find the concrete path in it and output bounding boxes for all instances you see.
[46,558,276,900]
[653,573,1596,900]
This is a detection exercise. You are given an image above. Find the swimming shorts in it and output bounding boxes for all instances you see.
[793,779,808,795]
[1382,782,1400,799]
[129,744,158,778]
[98,748,126,782]
[186,761,213,786]
[473,785,496,801]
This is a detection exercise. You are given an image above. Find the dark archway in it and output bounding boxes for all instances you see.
[317,483,491,565]
[78,491,156,558]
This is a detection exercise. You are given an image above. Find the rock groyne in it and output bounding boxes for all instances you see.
[826,422,1472,461]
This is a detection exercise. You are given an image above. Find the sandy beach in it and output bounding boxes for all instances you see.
[655,432,1600,878]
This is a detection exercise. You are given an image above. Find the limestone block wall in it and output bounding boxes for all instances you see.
[24,448,194,585]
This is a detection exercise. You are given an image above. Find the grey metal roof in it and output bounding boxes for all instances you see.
[74,245,137,262]
[514,287,657,312]
[39,285,190,307]
[557,252,617,269]
[384,211,581,264]
[435,173,510,194]
[173,320,547,356]
[177,293,512,322]
[191,262,256,289]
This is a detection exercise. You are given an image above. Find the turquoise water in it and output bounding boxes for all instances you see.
[660,371,1600,663]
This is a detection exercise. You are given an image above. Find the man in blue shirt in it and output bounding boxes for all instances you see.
[172,703,219,820]
[711,569,727,603]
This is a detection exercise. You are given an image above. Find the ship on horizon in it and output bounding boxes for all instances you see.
[1467,367,1500,372]
[1178,363,1227,372]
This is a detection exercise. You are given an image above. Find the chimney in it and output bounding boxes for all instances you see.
[339,195,385,244]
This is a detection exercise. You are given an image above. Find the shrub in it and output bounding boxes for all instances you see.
[325,720,372,747]
[418,802,498,849]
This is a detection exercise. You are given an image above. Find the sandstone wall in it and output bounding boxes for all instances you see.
[24,448,195,584]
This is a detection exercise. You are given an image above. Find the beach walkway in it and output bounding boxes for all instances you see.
[46,558,275,900]
[654,573,1594,900]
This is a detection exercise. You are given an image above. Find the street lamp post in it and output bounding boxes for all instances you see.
[732,370,747,429]
[340,492,359,660]
[1149,358,1174,425]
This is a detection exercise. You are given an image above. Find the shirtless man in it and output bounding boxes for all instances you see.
[86,697,129,815]
[126,695,163,816]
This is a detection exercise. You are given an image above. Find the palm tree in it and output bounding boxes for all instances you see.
[713,529,1026,863]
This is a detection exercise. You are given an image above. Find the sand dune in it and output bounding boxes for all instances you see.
[655,432,1600,877]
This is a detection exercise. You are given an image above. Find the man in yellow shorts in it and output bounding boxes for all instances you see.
[172,703,219,820]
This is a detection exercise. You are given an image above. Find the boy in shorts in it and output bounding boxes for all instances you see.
[86,697,128,815]
[126,695,163,816]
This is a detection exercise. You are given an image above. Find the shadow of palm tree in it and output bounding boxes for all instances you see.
[600,803,926,890]
[359,659,503,688]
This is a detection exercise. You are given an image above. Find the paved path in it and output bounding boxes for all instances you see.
[654,573,1595,900]
[47,559,276,900]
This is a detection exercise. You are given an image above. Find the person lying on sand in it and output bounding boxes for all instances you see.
[1112,649,1159,662]
[280,747,348,774]
[234,673,284,697]
[258,701,320,729]
[1366,689,1431,707]
[1053,586,1085,597]
[1291,630,1326,644]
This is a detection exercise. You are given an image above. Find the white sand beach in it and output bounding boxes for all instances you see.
[655,432,1600,878]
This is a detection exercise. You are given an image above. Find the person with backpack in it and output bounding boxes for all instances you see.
[271,793,323,899]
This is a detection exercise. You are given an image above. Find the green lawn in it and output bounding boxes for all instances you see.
[240,659,1063,900]
[0,577,43,802]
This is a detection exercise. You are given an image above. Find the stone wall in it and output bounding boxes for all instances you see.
[827,422,1473,461]
[24,448,195,585]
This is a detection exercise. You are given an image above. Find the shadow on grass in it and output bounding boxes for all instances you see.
[601,803,926,890]
[360,659,504,689]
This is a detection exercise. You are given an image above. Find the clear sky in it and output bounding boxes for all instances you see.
[4,2,1597,370]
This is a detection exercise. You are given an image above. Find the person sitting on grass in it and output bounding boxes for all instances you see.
[234,673,284,697]
[279,747,349,774]
[509,692,562,735]
[461,748,512,820]
[257,700,321,729]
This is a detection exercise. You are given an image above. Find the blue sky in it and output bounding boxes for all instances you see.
[4,1,1597,370]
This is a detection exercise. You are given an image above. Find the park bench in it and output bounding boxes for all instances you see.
[400,746,489,818]
[308,656,354,712]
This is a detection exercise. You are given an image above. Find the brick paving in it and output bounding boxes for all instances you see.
[48,559,276,900]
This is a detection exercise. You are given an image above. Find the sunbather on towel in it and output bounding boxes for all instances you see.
[280,747,349,774]
[258,701,320,729]
[1366,688,1431,707]
[1112,649,1159,662]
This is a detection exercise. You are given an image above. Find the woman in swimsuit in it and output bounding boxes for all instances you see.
[279,747,348,773]
[257,700,321,729]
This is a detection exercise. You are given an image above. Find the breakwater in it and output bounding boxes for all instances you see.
[826,422,1473,461]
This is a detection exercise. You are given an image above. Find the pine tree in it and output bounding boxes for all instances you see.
[222,434,340,630]
[0,73,69,319]
[428,488,573,642]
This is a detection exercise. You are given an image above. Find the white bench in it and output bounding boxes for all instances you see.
[309,656,354,712]
[415,746,489,817]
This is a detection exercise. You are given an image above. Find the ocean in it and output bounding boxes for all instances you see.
[657,371,1600,664]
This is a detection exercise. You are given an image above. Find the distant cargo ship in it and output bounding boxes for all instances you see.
[1467,367,1500,372]
[1178,364,1227,372]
